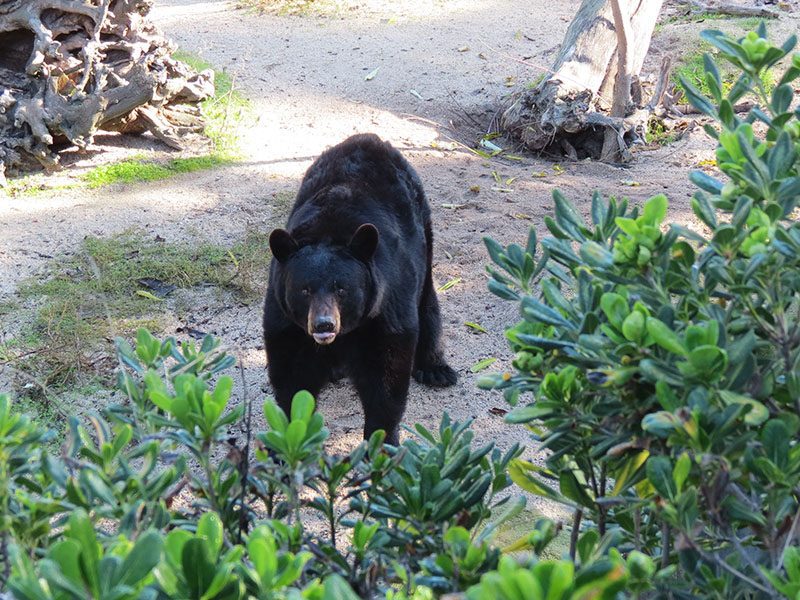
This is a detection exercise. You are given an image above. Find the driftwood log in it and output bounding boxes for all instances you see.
[501,0,664,161]
[0,0,214,184]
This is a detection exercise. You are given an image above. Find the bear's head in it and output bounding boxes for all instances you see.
[269,224,379,345]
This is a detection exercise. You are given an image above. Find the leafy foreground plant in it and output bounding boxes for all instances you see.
[481,25,800,599]
[0,328,644,599]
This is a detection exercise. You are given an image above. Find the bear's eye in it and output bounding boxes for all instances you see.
[301,287,311,297]
[336,288,346,297]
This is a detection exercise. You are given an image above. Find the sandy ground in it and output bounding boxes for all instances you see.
[1,0,798,520]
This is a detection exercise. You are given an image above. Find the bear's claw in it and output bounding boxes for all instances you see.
[414,364,458,387]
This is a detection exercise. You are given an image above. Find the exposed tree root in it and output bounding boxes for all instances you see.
[500,0,669,162]
[0,0,215,183]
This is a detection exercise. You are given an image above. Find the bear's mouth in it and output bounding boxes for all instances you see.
[312,332,337,345]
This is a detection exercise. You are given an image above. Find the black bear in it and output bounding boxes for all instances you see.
[263,133,458,445]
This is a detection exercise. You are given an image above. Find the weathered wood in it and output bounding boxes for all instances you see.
[600,0,634,162]
[0,0,214,184]
[501,0,664,160]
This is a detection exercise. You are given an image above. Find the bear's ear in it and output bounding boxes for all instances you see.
[348,223,379,262]
[269,229,299,263]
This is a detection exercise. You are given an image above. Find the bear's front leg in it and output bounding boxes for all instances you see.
[266,325,330,417]
[351,331,417,446]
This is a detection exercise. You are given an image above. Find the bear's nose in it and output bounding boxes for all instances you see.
[313,317,336,333]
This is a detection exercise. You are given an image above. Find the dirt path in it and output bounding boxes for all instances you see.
[4,0,796,520]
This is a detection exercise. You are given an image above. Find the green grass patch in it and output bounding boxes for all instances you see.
[644,117,678,147]
[6,229,270,405]
[78,52,249,189]
[655,13,761,34]
[4,174,79,198]
[672,41,775,99]
[82,155,231,188]
[172,50,250,155]
[235,0,338,16]
[493,504,571,560]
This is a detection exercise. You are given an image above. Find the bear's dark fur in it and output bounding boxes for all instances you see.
[263,133,457,444]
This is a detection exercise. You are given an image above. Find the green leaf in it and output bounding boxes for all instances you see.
[679,76,716,117]
[646,318,687,356]
[690,192,717,229]
[521,297,573,329]
[686,345,728,375]
[182,538,215,599]
[768,130,795,178]
[484,237,505,265]
[197,512,224,561]
[689,171,723,194]
[600,293,629,331]
[611,450,650,496]
[577,529,599,564]
[164,529,192,568]
[646,456,676,500]
[771,83,794,114]
[762,420,789,469]
[559,469,595,509]
[264,400,289,432]
[290,390,315,422]
[642,194,668,225]
[580,241,614,268]
[118,530,163,587]
[322,574,361,600]
[46,540,83,589]
[65,510,101,595]
[488,279,520,301]
[285,420,308,450]
[673,452,691,494]
[508,460,564,502]
[470,357,497,373]
[641,411,681,438]
[621,311,646,344]
[615,217,639,237]
[719,391,768,425]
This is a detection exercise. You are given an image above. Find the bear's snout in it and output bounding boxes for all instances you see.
[308,296,340,345]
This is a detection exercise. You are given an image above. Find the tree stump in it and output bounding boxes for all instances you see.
[0,0,215,185]
[501,0,664,161]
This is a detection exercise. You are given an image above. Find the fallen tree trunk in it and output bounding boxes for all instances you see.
[501,0,664,160]
[0,0,214,185]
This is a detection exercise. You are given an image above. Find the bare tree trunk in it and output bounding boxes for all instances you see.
[501,0,664,161]
[600,0,633,162]
[0,0,214,184]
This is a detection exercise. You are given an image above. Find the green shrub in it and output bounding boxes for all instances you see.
[480,25,800,598]
[0,326,656,598]
[0,329,529,598]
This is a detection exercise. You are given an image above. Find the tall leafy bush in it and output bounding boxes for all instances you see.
[480,25,800,598]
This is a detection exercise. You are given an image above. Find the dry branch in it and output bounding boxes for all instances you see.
[0,0,214,184]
